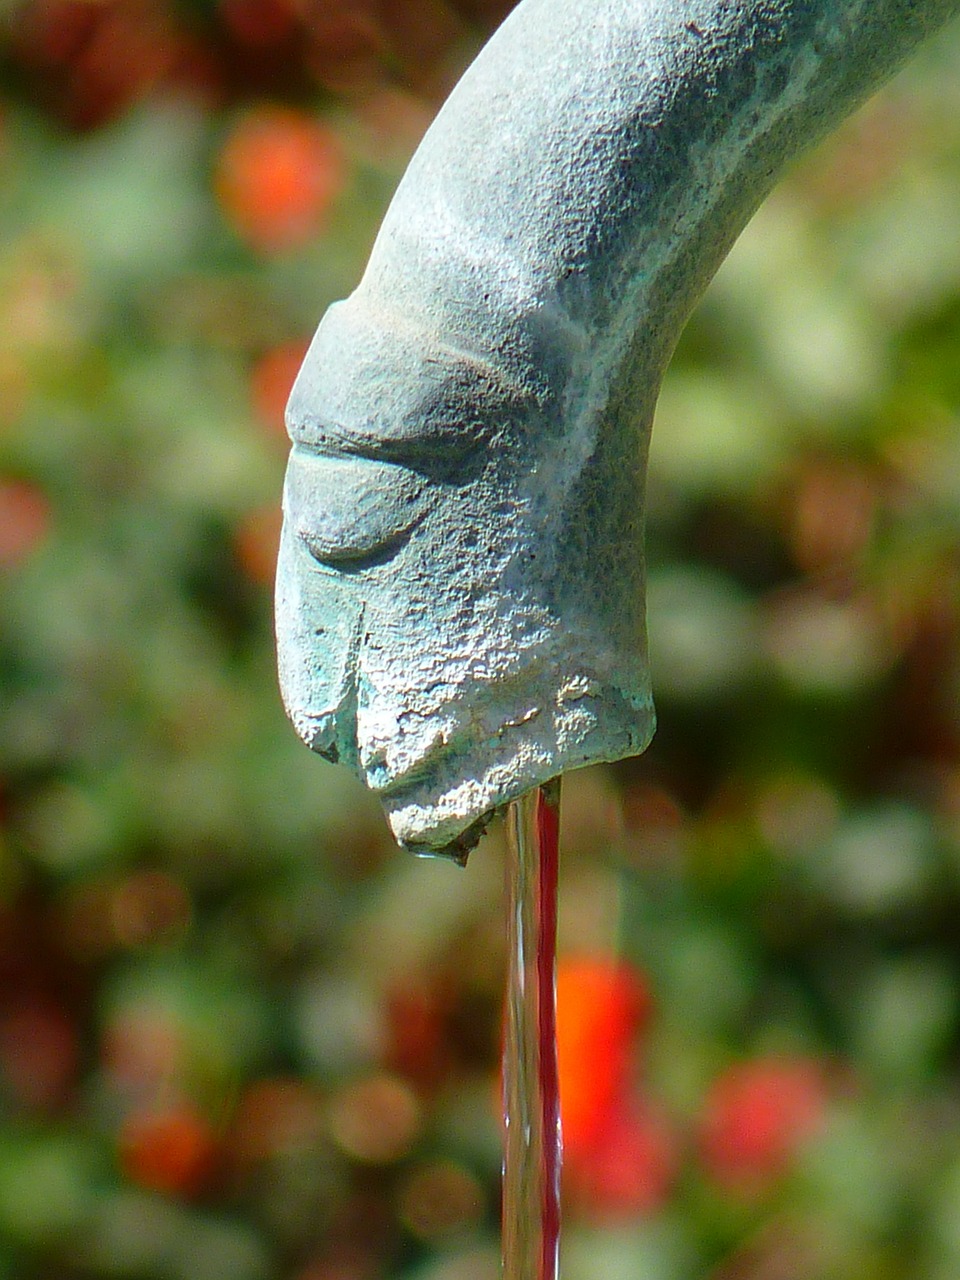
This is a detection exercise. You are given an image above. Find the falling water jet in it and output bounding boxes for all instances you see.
[502,782,562,1280]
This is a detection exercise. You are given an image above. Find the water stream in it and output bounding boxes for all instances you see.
[502,781,562,1280]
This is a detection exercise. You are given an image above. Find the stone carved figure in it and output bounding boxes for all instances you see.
[277,0,960,861]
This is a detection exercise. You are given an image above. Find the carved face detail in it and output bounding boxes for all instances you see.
[276,285,655,860]
[273,0,958,860]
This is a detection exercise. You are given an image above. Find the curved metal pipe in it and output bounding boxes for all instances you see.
[277,0,960,859]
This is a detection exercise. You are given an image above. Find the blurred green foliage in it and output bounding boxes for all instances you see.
[1,2,960,1277]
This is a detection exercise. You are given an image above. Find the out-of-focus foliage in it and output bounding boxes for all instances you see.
[0,2,960,1277]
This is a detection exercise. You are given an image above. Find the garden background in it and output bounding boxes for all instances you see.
[3,2,960,1277]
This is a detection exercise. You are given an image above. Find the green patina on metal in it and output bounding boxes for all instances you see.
[276,0,960,860]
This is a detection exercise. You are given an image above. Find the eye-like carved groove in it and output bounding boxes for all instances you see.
[284,448,429,568]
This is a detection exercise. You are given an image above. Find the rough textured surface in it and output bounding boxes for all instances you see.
[277,0,960,859]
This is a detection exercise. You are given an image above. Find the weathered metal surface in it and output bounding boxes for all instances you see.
[277,0,960,859]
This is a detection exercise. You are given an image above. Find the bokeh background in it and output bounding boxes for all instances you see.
[2,3,960,1277]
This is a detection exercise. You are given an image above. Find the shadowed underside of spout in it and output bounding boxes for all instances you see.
[277,0,960,860]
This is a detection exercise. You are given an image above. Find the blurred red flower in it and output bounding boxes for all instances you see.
[555,955,651,1158]
[215,105,346,253]
[119,1102,217,1197]
[700,1056,827,1192]
[555,956,676,1217]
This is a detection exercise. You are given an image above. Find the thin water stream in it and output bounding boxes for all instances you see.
[502,782,562,1280]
